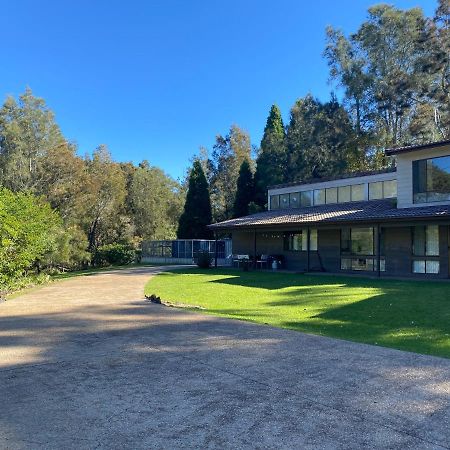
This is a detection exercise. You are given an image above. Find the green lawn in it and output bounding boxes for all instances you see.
[145,268,450,359]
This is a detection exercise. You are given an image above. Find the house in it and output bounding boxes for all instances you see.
[208,139,450,279]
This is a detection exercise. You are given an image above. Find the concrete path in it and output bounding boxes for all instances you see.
[0,266,449,449]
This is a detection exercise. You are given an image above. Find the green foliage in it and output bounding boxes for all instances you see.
[254,105,287,207]
[325,2,449,148]
[130,164,184,240]
[195,250,212,269]
[209,125,252,221]
[0,87,65,192]
[94,243,136,267]
[177,160,212,239]
[286,94,359,182]
[233,159,254,218]
[0,188,62,292]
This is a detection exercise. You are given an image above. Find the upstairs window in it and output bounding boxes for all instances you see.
[326,187,338,204]
[413,156,450,203]
[289,192,300,208]
[338,185,351,203]
[314,189,325,205]
[369,180,397,200]
[270,195,279,210]
[351,184,365,201]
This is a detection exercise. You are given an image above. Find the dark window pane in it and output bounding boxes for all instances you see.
[413,156,450,203]
[300,191,312,207]
[341,228,351,253]
[412,226,426,256]
[351,228,374,255]
[280,194,290,209]
[289,192,300,208]
[270,195,279,210]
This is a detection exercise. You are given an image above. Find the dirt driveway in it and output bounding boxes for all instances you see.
[0,266,449,449]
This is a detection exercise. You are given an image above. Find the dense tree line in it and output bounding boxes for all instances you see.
[0,89,184,294]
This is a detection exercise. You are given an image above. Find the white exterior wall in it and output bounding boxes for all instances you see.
[268,172,397,209]
[397,143,450,208]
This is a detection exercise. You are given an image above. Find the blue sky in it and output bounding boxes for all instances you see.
[1,0,436,179]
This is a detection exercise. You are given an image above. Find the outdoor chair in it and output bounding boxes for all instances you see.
[256,254,269,269]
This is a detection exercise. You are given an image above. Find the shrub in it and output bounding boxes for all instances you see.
[195,250,212,269]
[94,243,136,266]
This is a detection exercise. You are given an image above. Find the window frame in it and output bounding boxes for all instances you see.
[412,155,450,204]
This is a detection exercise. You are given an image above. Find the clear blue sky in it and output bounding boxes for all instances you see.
[1,0,436,180]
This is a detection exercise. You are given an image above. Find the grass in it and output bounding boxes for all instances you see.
[145,268,450,359]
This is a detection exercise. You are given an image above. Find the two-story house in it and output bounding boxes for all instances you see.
[209,139,450,279]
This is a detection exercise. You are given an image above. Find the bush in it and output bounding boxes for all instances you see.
[195,250,212,269]
[94,243,136,266]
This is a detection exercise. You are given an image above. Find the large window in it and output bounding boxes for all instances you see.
[413,155,450,203]
[284,229,318,251]
[341,227,376,271]
[412,225,440,274]
[369,180,397,200]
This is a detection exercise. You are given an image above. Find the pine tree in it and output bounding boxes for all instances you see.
[254,105,286,208]
[233,159,254,218]
[177,160,213,239]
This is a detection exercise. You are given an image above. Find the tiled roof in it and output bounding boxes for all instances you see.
[208,199,450,230]
[385,139,450,156]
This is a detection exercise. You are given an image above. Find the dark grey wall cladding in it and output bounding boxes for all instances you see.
[384,226,412,276]
[232,226,450,278]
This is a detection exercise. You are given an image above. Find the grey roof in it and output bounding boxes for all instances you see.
[385,139,450,156]
[269,168,396,190]
[208,199,450,230]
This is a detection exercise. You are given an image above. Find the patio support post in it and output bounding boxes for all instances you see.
[214,233,218,268]
[253,230,257,269]
[306,227,310,272]
[376,224,381,278]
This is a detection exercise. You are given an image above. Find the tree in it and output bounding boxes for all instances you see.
[325,5,432,148]
[286,94,359,182]
[130,163,184,240]
[254,105,287,207]
[0,188,62,289]
[233,159,254,218]
[83,145,128,251]
[209,124,253,221]
[0,88,65,192]
[177,160,212,239]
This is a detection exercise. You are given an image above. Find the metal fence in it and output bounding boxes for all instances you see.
[141,239,232,266]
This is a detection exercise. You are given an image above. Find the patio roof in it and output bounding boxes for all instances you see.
[208,199,450,230]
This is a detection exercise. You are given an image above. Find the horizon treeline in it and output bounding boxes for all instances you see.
[0,1,448,290]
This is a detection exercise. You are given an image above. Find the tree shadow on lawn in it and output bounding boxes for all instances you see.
[273,286,450,358]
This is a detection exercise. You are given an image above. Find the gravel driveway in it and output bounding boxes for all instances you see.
[0,266,449,449]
